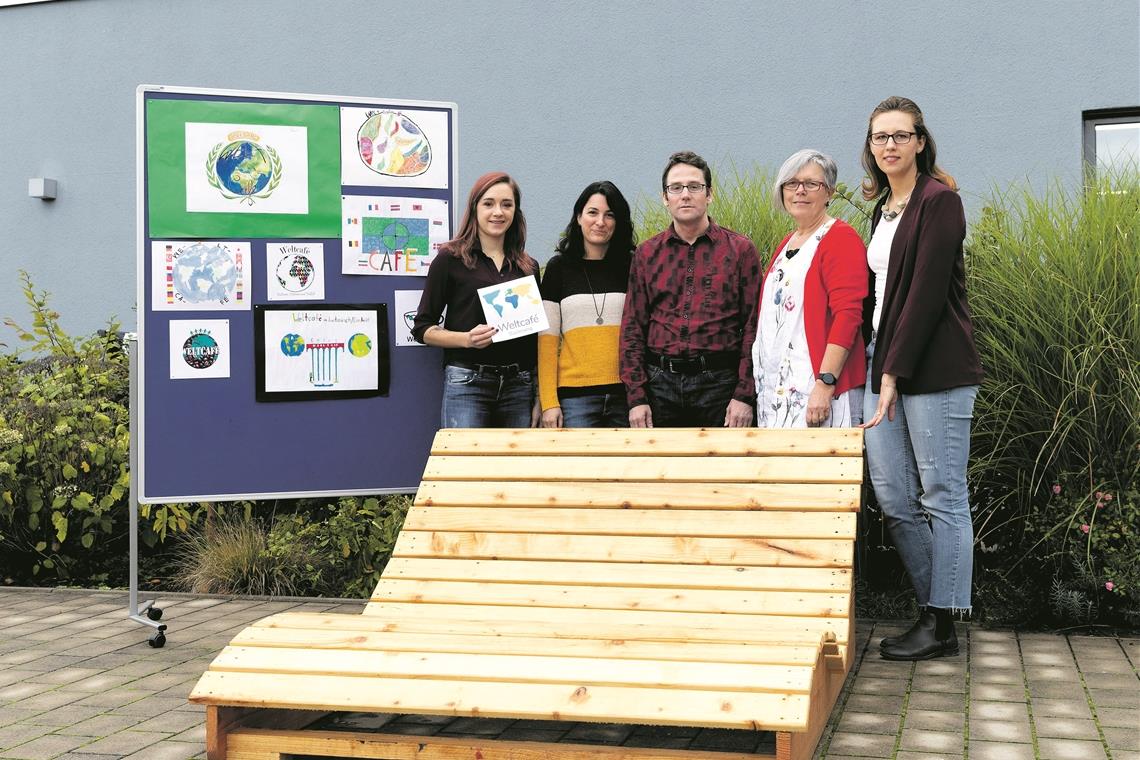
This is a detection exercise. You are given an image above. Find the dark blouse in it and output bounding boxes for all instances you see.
[412,247,540,368]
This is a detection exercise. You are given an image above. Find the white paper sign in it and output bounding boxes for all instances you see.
[169,319,230,379]
[263,309,379,393]
[266,243,325,301]
[477,275,548,342]
[185,122,309,214]
[341,195,450,276]
[339,106,450,190]
[151,241,251,311]
[394,289,440,347]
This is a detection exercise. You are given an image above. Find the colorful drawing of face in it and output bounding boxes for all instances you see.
[357,111,432,177]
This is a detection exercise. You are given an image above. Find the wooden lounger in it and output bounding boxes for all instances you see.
[190,427,863,760]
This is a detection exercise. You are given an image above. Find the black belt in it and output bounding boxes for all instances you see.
[647,351,737,375]
[449,361,530,377]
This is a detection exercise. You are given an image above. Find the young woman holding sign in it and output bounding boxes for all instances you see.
[413,171,541,428]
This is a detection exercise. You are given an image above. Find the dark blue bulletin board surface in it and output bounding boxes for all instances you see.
[136,86,454,502]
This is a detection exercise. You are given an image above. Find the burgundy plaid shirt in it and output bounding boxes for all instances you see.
[620,219,762,407]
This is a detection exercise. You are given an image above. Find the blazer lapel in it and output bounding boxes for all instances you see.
[882,173,929,308]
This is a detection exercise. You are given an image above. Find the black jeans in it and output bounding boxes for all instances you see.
[645,365,738,427]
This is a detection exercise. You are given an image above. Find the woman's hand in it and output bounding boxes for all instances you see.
[540,407,563,428]
[806,381,835,427]
[862,374,898,429]
[466,324,497,349]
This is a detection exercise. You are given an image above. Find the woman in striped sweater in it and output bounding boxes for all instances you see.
[538,181,636,427]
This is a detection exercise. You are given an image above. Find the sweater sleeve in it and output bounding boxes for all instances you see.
[819,223,869,351]
[537,257,563,411]
[619,246,651,407]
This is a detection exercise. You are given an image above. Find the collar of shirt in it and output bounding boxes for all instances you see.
[665,217,722,246]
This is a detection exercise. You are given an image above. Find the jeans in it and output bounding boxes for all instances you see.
[440,365,534,428]
[560,391,629,428]
[646,365,738,427]
[863,355,978,613]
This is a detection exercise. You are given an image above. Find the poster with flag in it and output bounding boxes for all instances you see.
[341,194,450,276]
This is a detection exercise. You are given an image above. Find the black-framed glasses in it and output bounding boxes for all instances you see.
[782,179,828,193]
[664,182,708,195]
[869,131,918,146]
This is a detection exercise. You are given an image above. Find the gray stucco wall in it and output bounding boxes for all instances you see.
[1,0,1137,342]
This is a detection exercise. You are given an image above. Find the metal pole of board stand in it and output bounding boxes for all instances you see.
[125,332,167,647]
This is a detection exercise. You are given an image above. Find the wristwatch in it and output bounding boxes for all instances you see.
[818,372,837,386]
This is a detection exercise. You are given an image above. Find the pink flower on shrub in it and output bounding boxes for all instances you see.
[1105,581,1115,592]
[1080,523,1090,534]
[1052,484,1062,495]
[1104,493,1113,502]
[1096,491,1103,499]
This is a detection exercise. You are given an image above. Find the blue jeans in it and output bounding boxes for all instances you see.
[863,356,978,613]
[646,365,738,427]
[440,365,534,428]
[560,391,629,428]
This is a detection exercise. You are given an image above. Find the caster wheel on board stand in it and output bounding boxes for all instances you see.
[148,631,166,648]
[146,607,163,621]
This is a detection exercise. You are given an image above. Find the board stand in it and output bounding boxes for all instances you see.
[126,333,167,647]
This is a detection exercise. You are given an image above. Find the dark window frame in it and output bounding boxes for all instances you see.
[1082,107,1140,170]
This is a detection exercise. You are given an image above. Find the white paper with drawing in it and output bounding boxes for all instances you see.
[263,309,379,393]
[477,275,548,342]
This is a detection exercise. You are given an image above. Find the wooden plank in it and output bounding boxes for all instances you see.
[356,602,848,645]
[402,508,856,539]
[431,427,863,456]
[227,727,779,760]
[414,480,861,511]
[232,624,822,666]
[207,646,815,694]
[392,532,853,568]
[422,456,862,484]
[382,558,853,592]
[191,671,812,730]
[369,579,850,617]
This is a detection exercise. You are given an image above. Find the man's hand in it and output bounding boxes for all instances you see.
[723,398,753,427]
[540,407,563,428]
[629,404,653,428]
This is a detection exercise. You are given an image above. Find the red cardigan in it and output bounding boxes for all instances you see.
[762,220,868,395]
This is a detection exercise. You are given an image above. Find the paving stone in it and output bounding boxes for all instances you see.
[71,730,179,756]
[894,751,963,760]
[0,724,53,752]
[968,700,1028,721]
[0,671,44,690]
[0,712,38,731]
[969,654,1021,669]
[1024,666,1080,683]
[1088,688,1140,708]
[71,688,150,709]
[836,711,900,735]
[825,731,896,758]
[909,673,965,694]
[130,710,210,735]
[9,689,83,712]
[688,727,768,752]
[1029,681,1090,700]
[1103,725,1140,750]
[966,739,1036,759]
[1031,698,1092,719]
[906,691,965,712]
[1082,672,1140,690]
[1035,736,1108,759]
[914,660,966,676]
[55,713,146,737]
[898,727,961,753]
[842,693,904,714]
[122,740,204,760]
[1095,705,1140,728]
[1034,717,1101,741]
[970,667,1023,684]
[969,719,1032,743]
[22,705,104,727]
[560,723,635,745]
[903,709,963,733]
[851,677,910,696]
[0,732,89,759]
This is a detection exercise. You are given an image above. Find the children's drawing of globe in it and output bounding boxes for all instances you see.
[357,111,431,177]
[182,333,219,370]
[381,222,413,251]
[215,140,272,196]
[275,254,315,293]
[171,243,239,304]
[280,333,306,357]
[347,333,372,357]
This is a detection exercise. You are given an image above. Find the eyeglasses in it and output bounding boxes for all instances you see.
[869,131,918,146]
[782,179,828,193]
[664,182,708,195]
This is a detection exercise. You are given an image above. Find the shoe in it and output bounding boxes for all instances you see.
[879,609,959,661]
[879,608,926,649]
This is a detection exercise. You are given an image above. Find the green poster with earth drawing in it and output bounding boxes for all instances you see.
[147,98,340,237]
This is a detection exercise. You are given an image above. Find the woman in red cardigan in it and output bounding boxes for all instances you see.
[752,149,867,428]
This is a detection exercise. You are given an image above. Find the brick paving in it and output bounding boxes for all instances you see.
[0,587,1136,759]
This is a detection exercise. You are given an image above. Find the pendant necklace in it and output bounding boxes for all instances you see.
[881,190,912,222]
[582,264,607,325]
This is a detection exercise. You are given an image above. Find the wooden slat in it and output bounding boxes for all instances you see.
[208,646,815,694]
[431,428,863,456]
[382,558,853,592]
[232,623,822,665]
[368,579,850,617]
[422,456,862,483]
[415,480,861,511]
[403,508,855,539]
[393,532,853,568]
[191,671,811,730]
[357,602,848,645]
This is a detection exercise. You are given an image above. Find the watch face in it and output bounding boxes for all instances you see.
[820,372,837,386]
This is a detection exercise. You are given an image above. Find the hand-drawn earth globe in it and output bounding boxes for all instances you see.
[215,140,272,196]
[182,333,219,370]
[275,254,314,292]
[347,332,372,358]
[280,333,306,357]
[171,243,239,304]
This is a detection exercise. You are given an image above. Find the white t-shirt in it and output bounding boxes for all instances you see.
[866,215,901,332]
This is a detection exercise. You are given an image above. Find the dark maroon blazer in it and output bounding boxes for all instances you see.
[862,173,983,394]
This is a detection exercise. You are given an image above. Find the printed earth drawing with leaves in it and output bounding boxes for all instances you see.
[206,131,282,206]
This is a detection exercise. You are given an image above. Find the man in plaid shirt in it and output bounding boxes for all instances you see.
[619,151,761,428]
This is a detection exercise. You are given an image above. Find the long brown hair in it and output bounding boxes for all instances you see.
[861,96,957,200]
[445,171,533,272]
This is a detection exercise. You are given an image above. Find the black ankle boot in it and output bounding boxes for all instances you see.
[879,607,926,650]
[880,607,959,661]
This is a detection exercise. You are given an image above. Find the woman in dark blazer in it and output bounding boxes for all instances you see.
[860,96,983,661]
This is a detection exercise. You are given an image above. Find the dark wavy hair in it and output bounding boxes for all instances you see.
[861,96,957,200]
[554,181,636,273]
[661,150,712,192]
[444,171,533,272]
